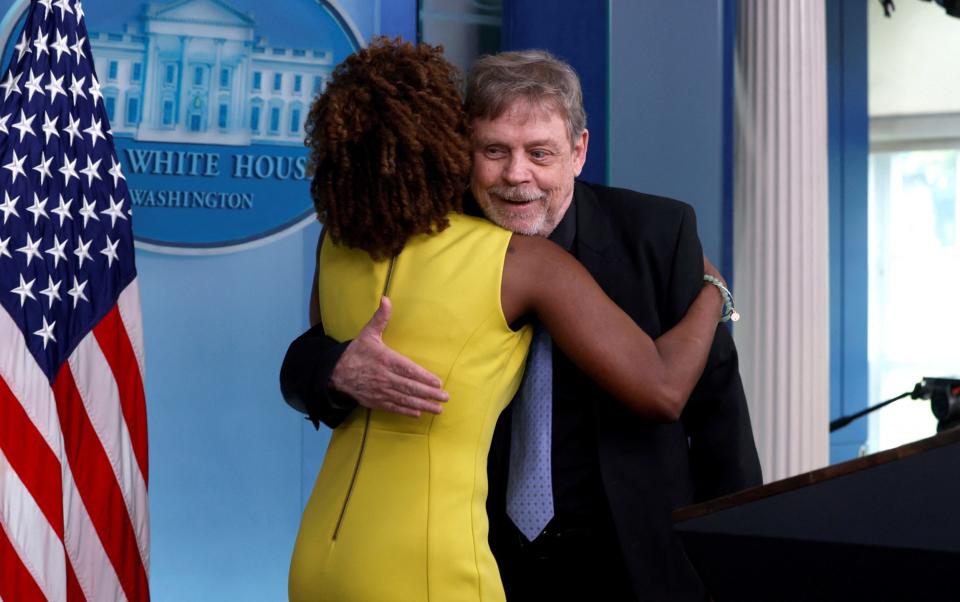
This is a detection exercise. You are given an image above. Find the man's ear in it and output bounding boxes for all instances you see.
[572,129,589,177]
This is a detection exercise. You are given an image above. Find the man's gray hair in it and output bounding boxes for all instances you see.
[465,49,586,145]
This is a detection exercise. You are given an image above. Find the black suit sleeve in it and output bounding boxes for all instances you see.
[279,323,358,430]
[664,205,763,500]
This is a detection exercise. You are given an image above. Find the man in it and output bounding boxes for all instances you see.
[281,50,761,601]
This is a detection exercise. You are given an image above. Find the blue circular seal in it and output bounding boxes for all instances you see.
[1,0,361,254]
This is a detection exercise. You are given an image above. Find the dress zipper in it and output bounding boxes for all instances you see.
[333,408,371,540]
[332,255,397,541]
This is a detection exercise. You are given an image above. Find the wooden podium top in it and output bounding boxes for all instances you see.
[674,426,960,524]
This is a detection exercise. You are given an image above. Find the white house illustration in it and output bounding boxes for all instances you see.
[89,0,335,146]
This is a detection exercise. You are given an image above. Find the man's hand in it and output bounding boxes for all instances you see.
[330,297,449,417]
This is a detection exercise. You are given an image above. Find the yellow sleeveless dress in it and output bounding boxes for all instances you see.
[288,213,532,602]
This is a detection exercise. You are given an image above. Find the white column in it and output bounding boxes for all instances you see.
[734,0,830,482]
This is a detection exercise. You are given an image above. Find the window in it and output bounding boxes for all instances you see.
[194,66,204,86]
[868,149,960,451]
[105,96,116,120]
[270,106,280,133]
[253,71,262,90]
[220,67,230,88]
[162,99,174,126]
[250,105,261,131]
[164,64,176,85]
[273,73,282,91]
[190,113,202,132]
[131,62,142,82]
[126,95,140,125]
[108,60,118,81]
[290,108,300,133]
[294,75,302,93]
[218,104,228,129]
[313,76,323,95]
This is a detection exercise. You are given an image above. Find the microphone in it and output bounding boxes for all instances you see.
[828,377,960,433]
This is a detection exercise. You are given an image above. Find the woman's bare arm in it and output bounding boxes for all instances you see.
[501,234,723,422]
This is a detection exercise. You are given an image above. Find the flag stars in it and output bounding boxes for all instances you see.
[108,158,125,187]
[0,114,9,135]
[14,31,31,62]
[11,274,37,307]
[78,197,99,228]
[59,155,78,186]
[34,316,57,350]
[12,110,36,142]
[24,69,44,101]
[69,74,86,102]
[54,0,74,18]
[41,113,59,144]
[46,234,68,267]
[0,70,21,100]
[74,235,93,268]
[33,27,49,57]
[0,235,10,259]
[80,156,102,186]
[88,76,103,106]
[0,191,19,223]
[26,193,49,225]
[102,195,127,228]
[75,1,85,23]
[34,151,54,184]
[44,73,65,103]
[68,276,88,307]
[50,29,71,63]
[38,0,54,19]
[51,194,73,226]
[84,117,105,148]
[4,150,27,183]
[101,236,120,267]
[39,275,62,308]
[63,113,82,145]
[17,233,43,265]
[70,35,86,62]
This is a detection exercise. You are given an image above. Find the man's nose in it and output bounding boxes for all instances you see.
[502,154,531,185]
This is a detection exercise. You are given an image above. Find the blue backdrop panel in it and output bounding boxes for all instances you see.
[501,0,608,185]
[826,0,869,462]
[608,0,728,265]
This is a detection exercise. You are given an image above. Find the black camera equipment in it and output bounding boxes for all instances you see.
[829,376,960,432]
[880,0,960,18]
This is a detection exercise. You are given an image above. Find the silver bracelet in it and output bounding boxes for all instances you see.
[703,275,740,323]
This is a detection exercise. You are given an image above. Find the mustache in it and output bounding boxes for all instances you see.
[487,186,546,203]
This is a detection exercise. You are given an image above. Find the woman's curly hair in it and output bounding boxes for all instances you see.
[304,38,470,260]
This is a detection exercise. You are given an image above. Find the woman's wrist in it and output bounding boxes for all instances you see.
[703,275,740,323]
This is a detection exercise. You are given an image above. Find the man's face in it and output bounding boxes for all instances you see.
[470,101,588,237]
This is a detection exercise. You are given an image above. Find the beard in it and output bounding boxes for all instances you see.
[480,185,551,236]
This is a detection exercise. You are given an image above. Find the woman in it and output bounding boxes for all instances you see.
[287,38,726,601]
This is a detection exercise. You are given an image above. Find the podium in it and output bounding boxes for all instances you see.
[673,428,960,601]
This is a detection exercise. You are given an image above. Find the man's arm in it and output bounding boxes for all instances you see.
[280,297,450,430]
[666,205,763,499]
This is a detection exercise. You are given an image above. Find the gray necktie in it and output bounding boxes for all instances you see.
[506,325,554,541]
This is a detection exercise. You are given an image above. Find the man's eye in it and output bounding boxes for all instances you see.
[483,147,506,158]
[530,150,549,160]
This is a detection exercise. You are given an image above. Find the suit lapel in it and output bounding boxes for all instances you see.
[573,182,617,285]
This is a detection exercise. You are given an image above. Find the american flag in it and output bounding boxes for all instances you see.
[0,0,149,600]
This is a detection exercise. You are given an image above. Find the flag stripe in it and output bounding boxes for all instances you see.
[51,364,148,602]
[0,522,46,602]
[64,559,86,602]
[68,330,149,566]
[0,307,65,463]
[92,304,148,484]
[116,280,146,382]
[0,375,64,537]
[62,461,126,602]
[0,447,67,602]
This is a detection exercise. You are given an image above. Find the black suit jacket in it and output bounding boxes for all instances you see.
[279,181,762,601]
